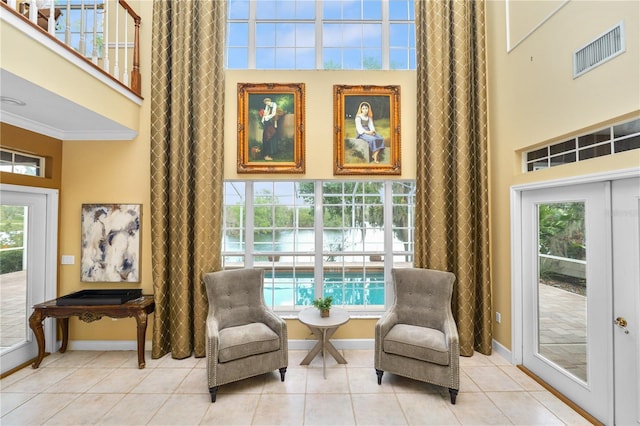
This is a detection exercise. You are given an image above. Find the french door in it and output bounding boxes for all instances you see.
[519,176,640,424]
[522,182,611,422]
[0,185,58,375]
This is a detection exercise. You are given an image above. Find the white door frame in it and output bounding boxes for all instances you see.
[510,167,640,424]
[611,177,640,424]
[0,184,59,356]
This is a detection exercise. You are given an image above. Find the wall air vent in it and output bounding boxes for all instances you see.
[573,22,625,78]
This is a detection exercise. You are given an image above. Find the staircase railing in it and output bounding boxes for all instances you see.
[4,0,141,97]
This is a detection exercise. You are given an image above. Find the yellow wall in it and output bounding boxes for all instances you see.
[486,0,640,349]
[54,0,154,340]
[0,123,63,189]
[224,70,416,180]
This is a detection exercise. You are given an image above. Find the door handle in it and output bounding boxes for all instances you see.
[615,317,629,334]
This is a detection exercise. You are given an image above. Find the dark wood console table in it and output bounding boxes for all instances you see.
[28,295,155,369]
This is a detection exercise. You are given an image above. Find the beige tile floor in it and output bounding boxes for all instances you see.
[0,348,592,425]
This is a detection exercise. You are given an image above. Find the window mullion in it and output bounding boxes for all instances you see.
[248,0,257,68]
[245,181,255,268]
[315,0,323,69]
[383,181,394,305]
[381,0,389,69]
[314,181,324,298]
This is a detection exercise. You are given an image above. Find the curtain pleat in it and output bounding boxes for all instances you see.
[414,0,492,356]
[149,0,226,359]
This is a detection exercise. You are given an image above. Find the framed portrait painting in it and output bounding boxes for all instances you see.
[81,204,141,283]
[237,83,305,174]
[333,85,401,175]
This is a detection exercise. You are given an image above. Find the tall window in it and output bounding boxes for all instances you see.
[227,0,415,70]
[222,180,415,312]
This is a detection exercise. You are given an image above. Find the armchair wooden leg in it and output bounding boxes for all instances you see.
[209,386,219,403]
[279,367,287,382]
[375,369,384,385]
[448,388,458,404]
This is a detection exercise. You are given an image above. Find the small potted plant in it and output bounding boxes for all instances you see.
[312,296,333,317]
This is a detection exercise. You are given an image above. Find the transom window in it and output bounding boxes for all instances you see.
[222,180,415,312]
[524,117,640,172]
[0,149,44,177]
[227,0,416,70]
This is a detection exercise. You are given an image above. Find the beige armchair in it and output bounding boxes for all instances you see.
[375,268,460,404]
[204,269,288,402]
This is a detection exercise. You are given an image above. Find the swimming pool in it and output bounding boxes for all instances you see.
[262,269,385,308]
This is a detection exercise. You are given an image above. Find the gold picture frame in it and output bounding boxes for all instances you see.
[333,85,401,175]
[237,83,305,174]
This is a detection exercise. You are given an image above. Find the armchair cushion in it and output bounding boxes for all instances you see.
[383,324,449,366]
[218,323,280,363]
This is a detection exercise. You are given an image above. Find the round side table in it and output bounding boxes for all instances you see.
[298,307,350,378]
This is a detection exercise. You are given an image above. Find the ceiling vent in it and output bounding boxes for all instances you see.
[573,21,625,78]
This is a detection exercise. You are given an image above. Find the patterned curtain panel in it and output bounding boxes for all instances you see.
[150,0,225,359]
[414,0,492,356]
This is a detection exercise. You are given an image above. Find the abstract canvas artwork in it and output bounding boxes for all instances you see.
[81,204,141,282]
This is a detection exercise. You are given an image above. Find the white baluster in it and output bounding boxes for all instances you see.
[122,8,129,86]
[65,0,71,44]
[79,0,86,56]
[92,0,98,64]
[103,0,110,73]
[29,1,38,25]
[48,1,55,35]
[7,0,16,8]
[113,0,120,80]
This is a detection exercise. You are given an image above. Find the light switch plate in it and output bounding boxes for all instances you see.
[61,255,75,265]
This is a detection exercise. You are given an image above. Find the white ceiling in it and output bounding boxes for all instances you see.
[0,68,137,141]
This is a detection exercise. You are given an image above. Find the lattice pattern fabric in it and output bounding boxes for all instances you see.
[414,0,492,356]
[149,0,226,360]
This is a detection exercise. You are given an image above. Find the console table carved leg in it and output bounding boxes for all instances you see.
[59,317,69,353]
[135,311,149,368]
[28,310,45,368]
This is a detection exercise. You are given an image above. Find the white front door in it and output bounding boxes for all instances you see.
[612,177,640,425]
[521,182,612,423]
[0,185,58,375]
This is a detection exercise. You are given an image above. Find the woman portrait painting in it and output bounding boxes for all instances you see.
[237,83,305,174]
[259,97,286,161]
[339,94,392,166]
[333,85,400,176]
[354,101,385,163]
[246,93,294,163]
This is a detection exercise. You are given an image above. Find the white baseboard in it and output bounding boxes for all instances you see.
[288,339,374,350]
[67,340,152,351]
[492,339,513,363]
[64,339,509,359]
[66,339,374,352]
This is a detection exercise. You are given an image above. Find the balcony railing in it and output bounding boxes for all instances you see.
[3,0,141,97]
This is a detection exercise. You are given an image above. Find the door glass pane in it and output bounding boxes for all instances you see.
[537,202,587,382]
[0,205,28,353]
